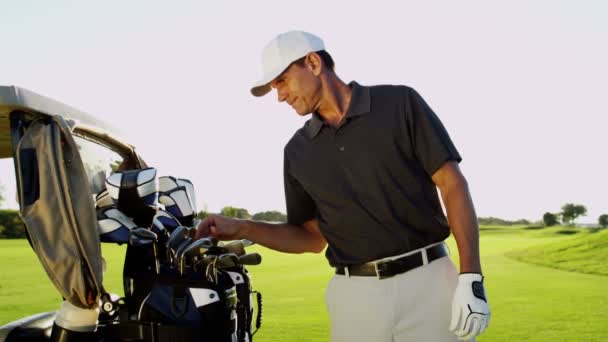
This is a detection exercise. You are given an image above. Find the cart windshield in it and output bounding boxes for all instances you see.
[73,135,123,195]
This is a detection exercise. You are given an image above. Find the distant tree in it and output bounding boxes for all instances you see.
[512,219,531,225]
[543,212,559,227]
[252,211,287,222]
[478,217,511,226]
[196,205,209,220]
[599,214,608,228]
[0,210,27,239]
[561,203,587,225]
[478,217,530,226]
[220,206,251,219]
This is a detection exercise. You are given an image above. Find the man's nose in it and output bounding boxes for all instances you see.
[276,89,287,103]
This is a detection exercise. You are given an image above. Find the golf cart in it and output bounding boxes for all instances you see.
[0,86,262,342]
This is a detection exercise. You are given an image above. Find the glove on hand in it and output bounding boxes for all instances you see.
[449,273,490,341]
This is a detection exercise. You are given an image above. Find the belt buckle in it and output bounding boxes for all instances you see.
[373,260,392,280]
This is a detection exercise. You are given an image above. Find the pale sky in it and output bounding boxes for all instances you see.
[1,1,606,222]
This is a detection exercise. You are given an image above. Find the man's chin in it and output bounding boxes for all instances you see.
[294,107,312,116]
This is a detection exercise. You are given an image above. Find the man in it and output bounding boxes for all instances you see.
[196,30,490,341]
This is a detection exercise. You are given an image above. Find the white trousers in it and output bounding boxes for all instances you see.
[325,252,468,342]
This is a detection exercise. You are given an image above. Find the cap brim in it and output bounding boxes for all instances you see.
[250,60,294,97]
[251,83,272,97]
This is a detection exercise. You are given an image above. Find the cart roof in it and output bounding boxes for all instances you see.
[0,85,122,159]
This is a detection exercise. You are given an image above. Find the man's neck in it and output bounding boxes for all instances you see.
[316,76,352,127]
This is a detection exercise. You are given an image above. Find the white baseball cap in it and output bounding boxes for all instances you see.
[250,31,325,97]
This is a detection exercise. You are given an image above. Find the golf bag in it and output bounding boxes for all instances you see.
[223,264,257,342]
[98,169,262,342]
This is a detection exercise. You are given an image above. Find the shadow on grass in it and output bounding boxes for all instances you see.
[523,225,545,230]
[556,230,579,235]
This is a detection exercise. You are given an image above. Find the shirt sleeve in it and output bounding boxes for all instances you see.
[283,150,317,225]
[404,87,462,176]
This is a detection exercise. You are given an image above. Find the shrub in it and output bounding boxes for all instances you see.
[0,209,27,239]
[543,212,559,227]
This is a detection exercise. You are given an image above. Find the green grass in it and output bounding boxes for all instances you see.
[506,227,608,276]
[472,226,607,341]
[1,226,607,341]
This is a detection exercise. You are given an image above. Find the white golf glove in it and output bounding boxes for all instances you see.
[449,273,490,341]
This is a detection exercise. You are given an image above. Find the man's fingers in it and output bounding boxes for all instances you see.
[194,217,214,239]
[479,317,488,334]
[449,301,461,332]
[460,316,480,341]
[453,307,470,338]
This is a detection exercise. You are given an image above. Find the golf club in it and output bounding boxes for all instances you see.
[179,239,213,274]
[222,240,246,256]
[192,218,202,229]
[215,253,240,269]
[166,226,189,266]
[129,228,159,274]
[174,237,193,274]
[238,252,262,266]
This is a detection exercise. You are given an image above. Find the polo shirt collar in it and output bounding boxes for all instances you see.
[307,81,371,139]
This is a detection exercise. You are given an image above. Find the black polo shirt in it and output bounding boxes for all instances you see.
[283,81,462,267]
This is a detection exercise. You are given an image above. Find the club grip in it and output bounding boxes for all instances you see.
[239,252,262,265]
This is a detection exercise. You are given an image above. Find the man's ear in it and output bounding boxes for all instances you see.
[305,52,323,76]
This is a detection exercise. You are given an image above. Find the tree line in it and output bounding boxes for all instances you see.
[542,203,608,227]
[197,206,287,222]
[0,195,606,239]
[0,205,287,239]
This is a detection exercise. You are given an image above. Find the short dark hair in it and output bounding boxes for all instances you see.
[293,50,335,71]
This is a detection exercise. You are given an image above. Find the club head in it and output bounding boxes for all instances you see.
[184,239,212,258]
[184,237,215,273]
[175,237,193,274]
[216,253,239,269]
[129,234,154,247]
[193,254,218,273]
[150,218,166,235]
[131,227,158,241]
[187,226,197,239]
[167,226,188,249]
[197,237,219,249]
[175,238,193,260]
[181,239,213,273]
[150,220,169,243]
[222,240,246,256]
[192,218,202,229]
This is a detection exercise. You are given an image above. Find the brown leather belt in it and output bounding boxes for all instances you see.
[335,243,448,279]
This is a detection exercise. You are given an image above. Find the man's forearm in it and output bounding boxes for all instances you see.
[239,220,326,254]
[441,179,482,274]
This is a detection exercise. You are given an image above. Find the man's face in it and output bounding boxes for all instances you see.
[270,59,321,116]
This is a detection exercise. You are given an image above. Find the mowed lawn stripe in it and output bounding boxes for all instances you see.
[507,228,608,276]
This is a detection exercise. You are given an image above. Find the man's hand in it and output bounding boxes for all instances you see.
[449,273,490,341]
[194,214,246,240]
